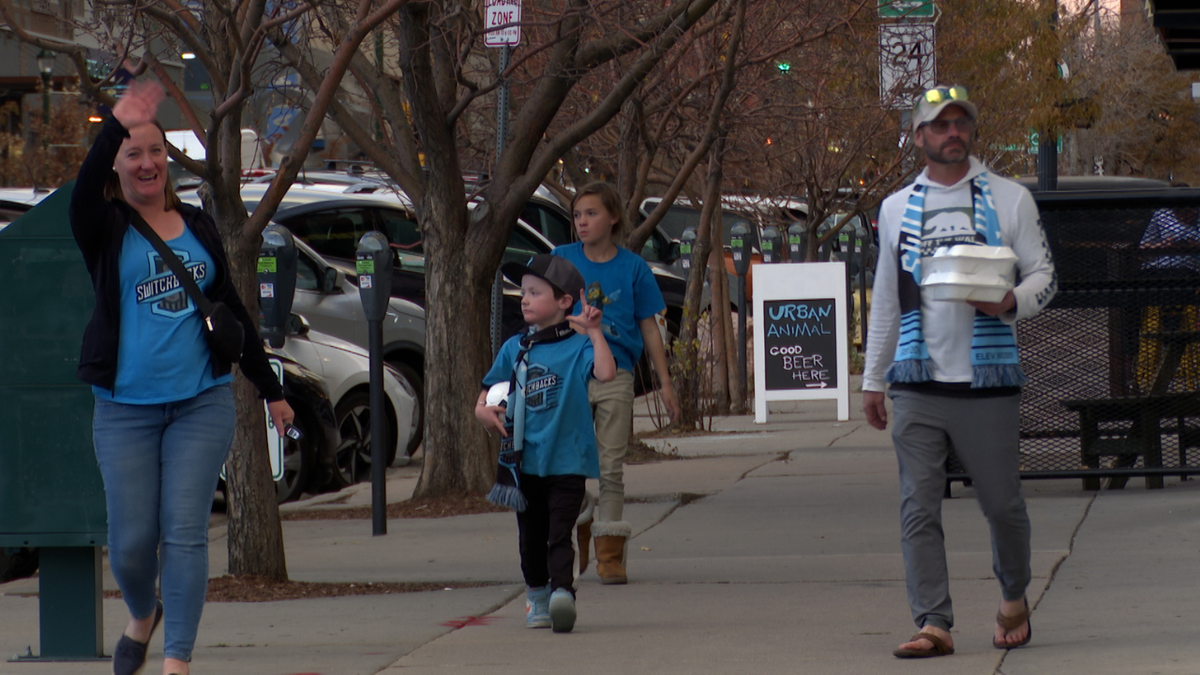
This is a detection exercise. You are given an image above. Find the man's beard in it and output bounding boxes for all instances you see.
[924,138,971,165]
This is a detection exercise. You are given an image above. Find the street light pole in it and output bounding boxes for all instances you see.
[36,50,55,140]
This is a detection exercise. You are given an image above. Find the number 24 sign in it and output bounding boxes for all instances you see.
[485,0,521,47]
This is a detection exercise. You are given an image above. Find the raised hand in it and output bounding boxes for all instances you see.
[567,290,603,334]
[111,80,166,130]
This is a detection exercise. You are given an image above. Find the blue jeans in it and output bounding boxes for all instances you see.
[93,384,236,662]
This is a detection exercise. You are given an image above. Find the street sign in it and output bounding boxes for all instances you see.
[878,0,935,18]
[879,23,936,110]
[484,0,521,47]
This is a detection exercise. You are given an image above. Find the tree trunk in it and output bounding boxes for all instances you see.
[217,207,288,581]
[413,211,496,497]
[704,154,731,417]
[398,2,496,499]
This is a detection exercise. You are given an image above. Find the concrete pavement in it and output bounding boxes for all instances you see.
[3,379,1199,674]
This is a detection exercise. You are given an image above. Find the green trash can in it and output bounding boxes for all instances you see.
[0,181,110,661]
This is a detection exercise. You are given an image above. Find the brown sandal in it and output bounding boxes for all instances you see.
[993,598,1033,649]
[893,631,955,658]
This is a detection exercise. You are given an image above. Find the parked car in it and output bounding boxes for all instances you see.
[1015,175,1171,191]
[639,194,878,299]
[273,314,418,489]
[179,187,436,450]
[290,236,427,455]
[0,188,53,232]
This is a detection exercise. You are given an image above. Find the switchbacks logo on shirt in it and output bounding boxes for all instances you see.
[136,250,207,318]
[523,363,562,412]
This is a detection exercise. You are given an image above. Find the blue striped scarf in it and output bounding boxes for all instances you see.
[486,322,576,511]
[886,174,1026,389]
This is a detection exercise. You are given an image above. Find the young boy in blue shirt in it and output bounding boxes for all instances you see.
[475,255,616,633]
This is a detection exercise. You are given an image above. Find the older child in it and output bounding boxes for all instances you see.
[552,182,678,584]
[476,255,615,633]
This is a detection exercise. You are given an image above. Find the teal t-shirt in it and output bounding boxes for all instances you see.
[93,223,231,403]
[482,332,599,478]
[551,242,666,373]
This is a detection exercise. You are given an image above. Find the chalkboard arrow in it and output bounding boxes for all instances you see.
[806,382,829,388]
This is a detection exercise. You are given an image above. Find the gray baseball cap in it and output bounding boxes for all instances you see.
[912,85,978,134]
[501,254,585,299]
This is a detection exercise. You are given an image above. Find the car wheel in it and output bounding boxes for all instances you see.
[388,361,424,455]
[0,547,39,583]
[333,390,394,487]
[275,410,315,504]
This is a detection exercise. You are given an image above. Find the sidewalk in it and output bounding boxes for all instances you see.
[3,382,1199,674]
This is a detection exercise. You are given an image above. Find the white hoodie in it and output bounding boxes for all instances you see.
[862,157,1058,392]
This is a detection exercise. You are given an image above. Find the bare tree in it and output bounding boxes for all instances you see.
[1,0,409,579]
[272,0,735,496]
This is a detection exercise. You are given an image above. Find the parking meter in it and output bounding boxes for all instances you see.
[356,232,393,322]
[788,220,807,262]
[258,224,298,348]
[356,231,393,536]
[680,226,698,272]
[729,220,751,397]
[729,221,752,276]
[761,225,781,264]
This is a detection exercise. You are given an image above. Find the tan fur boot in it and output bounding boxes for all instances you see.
[592,521,631,585]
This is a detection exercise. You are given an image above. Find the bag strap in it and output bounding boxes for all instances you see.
[128,210,214,315]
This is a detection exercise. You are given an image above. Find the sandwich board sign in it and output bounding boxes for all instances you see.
[753,263,850,423]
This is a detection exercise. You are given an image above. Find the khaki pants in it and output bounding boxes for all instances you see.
[588,369,635,522]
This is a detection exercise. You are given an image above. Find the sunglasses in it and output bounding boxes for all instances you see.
[921,118,975,134]
[917,86,970,108]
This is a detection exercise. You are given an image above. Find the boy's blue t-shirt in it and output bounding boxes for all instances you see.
[551,242,665,373]
[93,223,232,404]
[482,331,600,478]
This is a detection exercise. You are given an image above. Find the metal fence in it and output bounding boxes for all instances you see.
[947,188,1200,489]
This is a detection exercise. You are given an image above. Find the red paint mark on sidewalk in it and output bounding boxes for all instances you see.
[440,615,497,629]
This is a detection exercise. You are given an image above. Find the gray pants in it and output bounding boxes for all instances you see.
[889,388,1031,631]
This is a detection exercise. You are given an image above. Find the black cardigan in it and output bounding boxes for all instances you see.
[69,116,284,402]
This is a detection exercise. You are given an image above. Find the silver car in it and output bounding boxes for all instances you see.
[276,316,418,487]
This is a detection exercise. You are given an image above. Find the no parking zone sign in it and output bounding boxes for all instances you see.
[485,0,521,47]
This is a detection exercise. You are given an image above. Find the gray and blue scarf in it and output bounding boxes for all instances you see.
[886,173,1026,389]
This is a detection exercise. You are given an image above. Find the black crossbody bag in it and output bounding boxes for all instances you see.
[129,212,245,364]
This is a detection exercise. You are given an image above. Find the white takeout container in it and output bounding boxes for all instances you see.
[921,271,1012,302]
[925,245,1018,284]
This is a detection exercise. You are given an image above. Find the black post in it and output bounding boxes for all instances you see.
[1037,133,1058,192]
[369,321,387,535]
[355,231,392,536]
[737,275,747,397]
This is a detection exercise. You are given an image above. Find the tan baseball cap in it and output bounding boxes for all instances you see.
[912,85,978,134]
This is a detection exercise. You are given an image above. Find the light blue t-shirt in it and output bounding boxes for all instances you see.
[93,223,231,404]
[482,332,599,478]
[551,242,665,373]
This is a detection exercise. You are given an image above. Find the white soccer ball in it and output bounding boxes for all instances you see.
[485,381,510,407]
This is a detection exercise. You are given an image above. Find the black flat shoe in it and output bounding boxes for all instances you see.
[112,600,163,675]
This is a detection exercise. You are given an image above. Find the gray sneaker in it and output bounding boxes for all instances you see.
[549,588,576,633]
[525,586,551,628]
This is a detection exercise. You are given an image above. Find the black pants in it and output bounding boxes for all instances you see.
[516,473,586,593]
